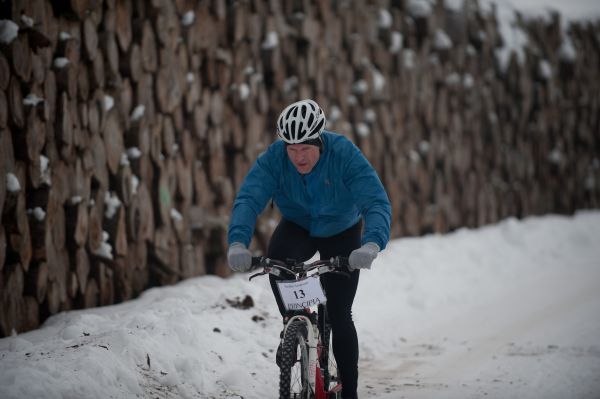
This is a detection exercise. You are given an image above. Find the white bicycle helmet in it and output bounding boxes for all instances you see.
[276,99,326,144]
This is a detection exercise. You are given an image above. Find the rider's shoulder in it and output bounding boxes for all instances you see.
[323,131,360,156]
[258,140,286,160]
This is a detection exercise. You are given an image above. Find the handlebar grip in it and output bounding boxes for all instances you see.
[337,256,350,267]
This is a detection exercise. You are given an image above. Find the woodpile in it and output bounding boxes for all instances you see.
[1,0,599,336]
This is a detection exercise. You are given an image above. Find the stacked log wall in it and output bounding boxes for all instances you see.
[1,0,599,336]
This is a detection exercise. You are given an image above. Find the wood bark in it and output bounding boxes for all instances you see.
[0,263,25,335]
[8,77,25,129]
[103,111,125,175]
[11,33,33,83]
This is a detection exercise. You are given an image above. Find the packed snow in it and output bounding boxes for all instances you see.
[5,173,21,193]
[1,1,599,398]
[53,57,70,69]
[1,211,599,399]
[23,94,45,107]
[130,105,146,122]
[0,19,18,44]
[181,11,195,27]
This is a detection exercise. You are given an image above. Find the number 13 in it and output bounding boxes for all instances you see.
[293,290,306,299]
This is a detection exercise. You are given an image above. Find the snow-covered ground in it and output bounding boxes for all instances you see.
[2,1,599,398]
[357,211,600,399]
[1,211,599,399]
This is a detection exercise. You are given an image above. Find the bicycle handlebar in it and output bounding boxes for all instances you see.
[248,256,350,281]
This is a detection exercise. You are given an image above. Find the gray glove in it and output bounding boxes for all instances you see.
[227,242,252,272]
[348,242,380,271]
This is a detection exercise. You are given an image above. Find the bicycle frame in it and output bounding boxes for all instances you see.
[249,256,348,399]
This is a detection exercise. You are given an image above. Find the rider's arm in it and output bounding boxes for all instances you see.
[342,141,392,250]
[227,145,280,247]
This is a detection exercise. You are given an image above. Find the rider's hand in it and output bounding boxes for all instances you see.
[227,242,252,272]
[348,242,380,271]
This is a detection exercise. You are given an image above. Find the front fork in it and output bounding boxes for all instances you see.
[284,315,341,398]
[284,315,320,396]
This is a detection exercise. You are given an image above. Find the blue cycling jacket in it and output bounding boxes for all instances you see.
[227,131,392,250]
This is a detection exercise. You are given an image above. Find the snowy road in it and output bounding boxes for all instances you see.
[357,215,600,399]
[360,274,600,398]
[1,212,599,399]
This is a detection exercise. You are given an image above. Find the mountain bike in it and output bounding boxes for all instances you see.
[249,256,350,399]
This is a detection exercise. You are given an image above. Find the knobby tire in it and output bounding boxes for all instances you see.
[279,320,310,399]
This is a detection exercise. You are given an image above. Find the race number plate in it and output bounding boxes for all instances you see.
[277,277,327,311]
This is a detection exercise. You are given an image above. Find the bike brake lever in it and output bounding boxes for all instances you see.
[249,268,270,281]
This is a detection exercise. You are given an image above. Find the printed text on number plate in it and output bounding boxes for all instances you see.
[276,277,327,310]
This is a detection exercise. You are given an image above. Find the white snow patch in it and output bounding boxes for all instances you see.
[409,149,421,162]
[92,231,113,260]
[434,29,453,50]
[353,80,368,94]
[131,175,140,195]
[181,11,195,26]
[559,35,577,62]
[23,94,44,106]
[494,5,529,72]
[6,173,20,193]
[371,69,386,93]
[104,95,114,112]
[378,9,393,29]
[120,153,130,167]
[59,31,72,41]
[403,49,416,69]
[20,15,34,27]
[262,31,279,49]
[548,148,562,164]
[329,105,342,122]
[463,73,475,89]
[130,105,145,122]
[239,83,250,100]
[170,208,183,222]
[126,147,142,160]
[538,59,552,80]
[0,20,19,44]
[407,0,432,18]
[390,31,403,53]
[31,207,46,221]
[40,155,51,186]
[53,58,70,69]
[104,191,121,219]
[364,109,377,123]
[356,122,370,138]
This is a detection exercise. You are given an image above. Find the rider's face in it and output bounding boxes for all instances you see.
[286,144,320,174]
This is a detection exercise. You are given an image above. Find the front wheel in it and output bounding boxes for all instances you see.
[279,321,311,399]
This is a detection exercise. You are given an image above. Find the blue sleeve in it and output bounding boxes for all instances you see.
[342,142,392,250]
[227,147,279,247]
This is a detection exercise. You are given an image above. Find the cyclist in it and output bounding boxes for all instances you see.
[227,99,391,399]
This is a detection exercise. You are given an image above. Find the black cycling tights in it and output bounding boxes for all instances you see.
[267,219,361,399]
